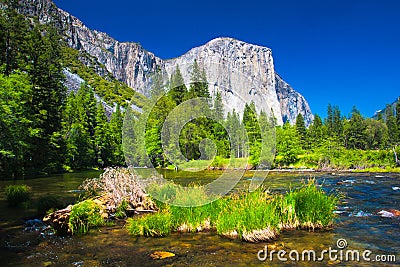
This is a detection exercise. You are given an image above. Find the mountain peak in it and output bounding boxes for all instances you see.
[15,0,313,125]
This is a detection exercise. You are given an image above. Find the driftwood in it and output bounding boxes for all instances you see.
[43,168,158,235]
[43,205,73,235]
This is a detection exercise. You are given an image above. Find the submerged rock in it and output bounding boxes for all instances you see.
[150,251,175,260]
[24,219,46,232]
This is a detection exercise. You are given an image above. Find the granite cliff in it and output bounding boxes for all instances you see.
[16,0,313,125]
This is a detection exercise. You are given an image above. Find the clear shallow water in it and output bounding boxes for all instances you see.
[0,171,399,266]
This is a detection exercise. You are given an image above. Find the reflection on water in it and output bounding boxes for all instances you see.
[0,171,399,266]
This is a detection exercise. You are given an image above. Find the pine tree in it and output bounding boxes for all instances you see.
[0,0,29,75]
[308,114,325,148]
[295,113,307,149]
[109,104,124,165]
[332,106,343,138]
[94,103,112,167]
[168,65,187,105]
[326,104,333,133]
[345,107,366,149]
[243,102,262,166]
[213,91,224,121]
[187,60,210,99]
[24,24,66,172]
[150,69,166,99]
[396,97,400,143]
[386,104,398,146]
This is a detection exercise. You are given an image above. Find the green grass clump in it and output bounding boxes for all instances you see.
[126,180,338,242]
[290,180,338,229]
[216,190,280,241]
[68,199,104,234]
[5,184,31,207]
[115,200,130,219]
[126,210,171,237]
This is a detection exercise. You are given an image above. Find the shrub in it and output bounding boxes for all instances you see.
[5,185,31,207]
[68,200,104,234]
[36,195,64,215]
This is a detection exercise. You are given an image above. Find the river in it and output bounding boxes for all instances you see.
[0,170,399,266]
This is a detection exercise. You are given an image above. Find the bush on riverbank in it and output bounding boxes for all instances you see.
[5,184,31,207]
[275,149,399,171]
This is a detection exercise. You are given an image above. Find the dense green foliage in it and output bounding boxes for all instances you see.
[276,100,400,169]
[61,46,147,110]
[4,184,31,207]
[126,181,338,241]
[0,2,128,177]
[0,1,66,176]
[0,2,398,177]
[127,64,275,169]
[68,199,104,234]
[62,84,124,169]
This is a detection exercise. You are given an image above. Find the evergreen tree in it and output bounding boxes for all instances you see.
[396,97,400,143]
[308,114,325,149]
[295,113,307,149]
[213,91,224,121]
[109,104,124,165]
[94,103,112,167]
[325,104,333,133]
[168,65,187,105]
[150,69,166,99]
[276,122,302,165]
[24,24,66,172]
[187,60,210,99]
[226,110,245,158]
[332,106,343,138]
[0,72,33,177]
[344,107,366,150]
[243,102,262,166]
[385,104,398,146]
[0,0,29,75]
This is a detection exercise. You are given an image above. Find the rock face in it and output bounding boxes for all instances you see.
[275,74,314,126]
[165,37,283,124]
[16,0,313,125]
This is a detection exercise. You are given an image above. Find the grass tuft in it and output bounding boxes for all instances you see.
[68,199,104,234]
[126,210,171,237]
[5,184,31,207]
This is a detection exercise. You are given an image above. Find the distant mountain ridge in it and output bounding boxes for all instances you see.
[373,97,400,119]
[16,0,313,125]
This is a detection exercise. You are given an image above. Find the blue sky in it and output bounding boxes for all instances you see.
[53,0,400,118]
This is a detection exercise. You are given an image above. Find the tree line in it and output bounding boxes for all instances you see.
[0,1,124,178]
[1,1,399,178]
[276,101,400,167]
[125,61,276,169]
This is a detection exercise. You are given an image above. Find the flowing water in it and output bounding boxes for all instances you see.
[0,170,399,266]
